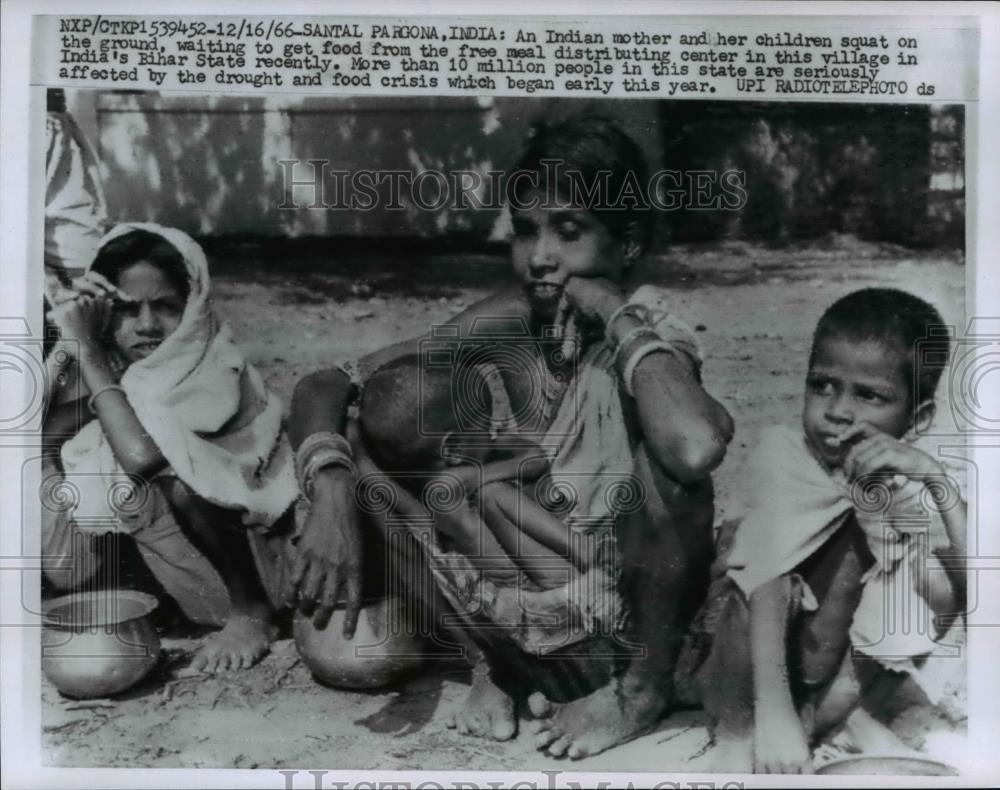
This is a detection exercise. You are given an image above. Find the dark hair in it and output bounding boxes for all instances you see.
[359,354,492,471]
[90,230,190,301]
[47,89,66,113]
[509,115,654,254]
[810,288,950,404]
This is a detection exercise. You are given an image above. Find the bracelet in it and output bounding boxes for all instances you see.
[605,303,652,348]
[613,325,663,368]
[87,383,126,415]
[295,431,356,500]
[621,339,677,397]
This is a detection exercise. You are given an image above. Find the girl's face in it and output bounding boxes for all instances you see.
[510,190,631,317]
[108,260,186,363]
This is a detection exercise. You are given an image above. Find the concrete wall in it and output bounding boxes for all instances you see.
[67,91,663,239]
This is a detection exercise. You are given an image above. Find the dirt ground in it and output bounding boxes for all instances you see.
[41,235,968,772]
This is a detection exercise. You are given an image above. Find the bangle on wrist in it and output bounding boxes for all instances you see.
[87,383,126,415]
[605,303,651,347]
[295,431,356,500]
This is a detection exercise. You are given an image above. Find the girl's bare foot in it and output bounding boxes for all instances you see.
[192,608,276,673]
[445,660,517,741]
[528,674,667,759]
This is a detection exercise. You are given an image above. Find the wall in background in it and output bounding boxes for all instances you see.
[65,91,963,248]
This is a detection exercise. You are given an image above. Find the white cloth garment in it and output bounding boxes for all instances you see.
[60,223,299,533]
[726,424,963,700]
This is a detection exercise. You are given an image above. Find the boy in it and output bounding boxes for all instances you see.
[358,354,604,590]
[694,288,966,773]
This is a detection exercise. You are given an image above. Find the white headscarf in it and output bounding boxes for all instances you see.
[60,223,298,529]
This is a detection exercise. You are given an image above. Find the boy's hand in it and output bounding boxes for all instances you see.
[841,422,943,484]
[287,467,363,634]
[753,709,815,774]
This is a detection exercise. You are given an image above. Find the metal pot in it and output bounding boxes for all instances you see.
[816,755,958,776]
[293,596,424,690]
[42,590,161,699]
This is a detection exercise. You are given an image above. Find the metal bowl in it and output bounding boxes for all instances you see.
[294,596,424,690]
[42,590,161,699]
[816,755,958,776]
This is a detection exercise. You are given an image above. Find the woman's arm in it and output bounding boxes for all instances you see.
[563,277,734,485]
[629,343,734,483]
[42,398,92,457]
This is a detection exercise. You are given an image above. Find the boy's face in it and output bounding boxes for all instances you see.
[802,335,914,468]
[510,190,629,318]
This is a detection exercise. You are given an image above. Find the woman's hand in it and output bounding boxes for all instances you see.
[286,467,363,634]
[563,276,624,325]
[46,294,112,350]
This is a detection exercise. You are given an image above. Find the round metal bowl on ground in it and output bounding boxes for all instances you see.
[42,590,161,699]
[816,755,958,776]
[294,596,424,690]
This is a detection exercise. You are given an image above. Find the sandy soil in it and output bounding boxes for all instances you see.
[41,235,968,772]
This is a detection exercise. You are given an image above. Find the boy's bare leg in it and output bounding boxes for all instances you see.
[422,488,522,581]
[158,478,277,672]
[693,516,873,772]
[695,584,756,771]
[354,448,519,740]
[810,652,912,754]
[478,482,578,589]
[792,516,871,689]
[372,495,519,740]
[529,444,714,759]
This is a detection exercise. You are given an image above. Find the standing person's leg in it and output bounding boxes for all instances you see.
[530,443,715,758]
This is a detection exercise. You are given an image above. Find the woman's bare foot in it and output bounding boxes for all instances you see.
[192,610,277,673]
[528,674,668,759]
[445,661,517,741]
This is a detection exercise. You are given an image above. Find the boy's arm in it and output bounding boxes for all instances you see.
[923,482,967,617]
[841,424,967,615]
[285,289,527,630]
[750,576,815,774]
[450,440,550,491]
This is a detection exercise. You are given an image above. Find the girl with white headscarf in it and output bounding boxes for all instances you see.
[44,223,298,672]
